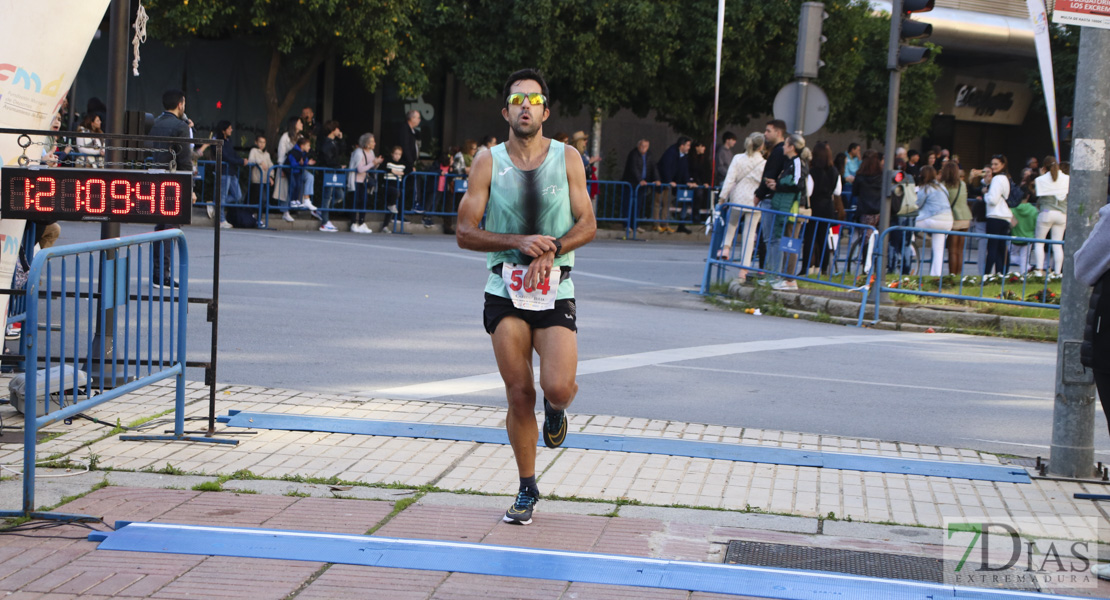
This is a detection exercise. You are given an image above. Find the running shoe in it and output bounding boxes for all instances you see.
[319,221,338,232]
[503,489,539,525]
[543,398,568,449]
[220,221,233,229]
[282,211,295,223]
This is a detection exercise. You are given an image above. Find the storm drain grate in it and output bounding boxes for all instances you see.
[725,541,944,583]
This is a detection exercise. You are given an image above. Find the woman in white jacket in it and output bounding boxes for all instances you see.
[983,154,1013,275]
[1032,155,1068,275]
[715,132,766,281]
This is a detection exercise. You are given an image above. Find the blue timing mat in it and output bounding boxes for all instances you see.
[88,522,1084,600]
[218,410,1030,483]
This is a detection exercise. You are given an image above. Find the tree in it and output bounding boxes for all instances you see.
[144,0,430,142]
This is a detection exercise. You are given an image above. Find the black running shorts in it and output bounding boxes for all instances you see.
[483,293,577,335]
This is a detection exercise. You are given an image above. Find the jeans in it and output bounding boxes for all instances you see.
[984,218,1011,275]
[320,185,344,222]
[219,174,243,222]
[353,181,370,225]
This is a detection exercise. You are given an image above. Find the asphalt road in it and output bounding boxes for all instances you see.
[56,220,1108,459]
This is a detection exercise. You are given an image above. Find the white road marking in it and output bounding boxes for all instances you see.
[962,438,1110,457]
[363,333,941,400]
[189,279,328,287]
[660,364,1051,401]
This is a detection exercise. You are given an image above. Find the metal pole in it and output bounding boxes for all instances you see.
[208,140,222,436]
[1048,27,1110,478]
[794,80,809,136]
[879,70,900,236]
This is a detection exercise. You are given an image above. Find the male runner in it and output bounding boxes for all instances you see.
[457,69,596,525]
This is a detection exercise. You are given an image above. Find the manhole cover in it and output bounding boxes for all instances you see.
[725,540,943,583]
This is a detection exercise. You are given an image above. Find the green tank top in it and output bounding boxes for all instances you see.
[484,140,576,300]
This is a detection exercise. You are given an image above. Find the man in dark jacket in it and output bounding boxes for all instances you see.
[147,89,194,287]
[317,120,345,231]
[621,139,659,235]
[396,109,430,225]
[653,136,691,233]
[213,120,247,227]
[754,120,787,268]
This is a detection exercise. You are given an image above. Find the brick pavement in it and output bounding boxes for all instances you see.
[1,379,1109,597]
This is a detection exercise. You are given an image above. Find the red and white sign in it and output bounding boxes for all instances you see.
[1054,0,1110,29]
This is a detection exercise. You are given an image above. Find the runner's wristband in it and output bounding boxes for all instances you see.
[553,239,563,257]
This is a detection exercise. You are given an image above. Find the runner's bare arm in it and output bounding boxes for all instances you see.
[523,145,598,288]
[456,151,557,256]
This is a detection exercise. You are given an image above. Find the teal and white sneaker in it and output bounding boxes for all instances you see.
[503,489,539,525]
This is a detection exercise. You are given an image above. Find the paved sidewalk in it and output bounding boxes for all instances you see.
[2,379,1109,598]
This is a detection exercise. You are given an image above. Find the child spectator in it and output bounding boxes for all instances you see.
[381,146,405,232]
[286,136,321,221]
[1009,193,1038,274]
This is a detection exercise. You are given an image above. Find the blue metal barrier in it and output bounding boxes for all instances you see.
[632,183,717,237]
[397,171,465,234]
[868,227,1064,323]
[701,203,878,325]
[592,180,634,231]
[0,230,227,521]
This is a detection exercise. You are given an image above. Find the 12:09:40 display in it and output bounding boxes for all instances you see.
[1,167,193,224]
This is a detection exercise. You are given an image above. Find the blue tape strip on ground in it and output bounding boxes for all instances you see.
[88,522,1084,600]
[218,411,1030,483]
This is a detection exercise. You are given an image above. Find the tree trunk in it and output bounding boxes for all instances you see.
[264,47,329,152]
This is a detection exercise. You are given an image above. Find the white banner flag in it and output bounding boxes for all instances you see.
[1027,0,1060,160]
[710,0,726,186]
[0,0,111,321]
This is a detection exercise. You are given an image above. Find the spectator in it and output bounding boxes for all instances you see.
[1033,155,1069,275]
[621,139,659,235]
[453,139,477,176]
[347,132,382,234]
[317,120,345,232]
[716,132,766,281]
[397,109,428,226]
[275,116,306,222]
[381,145,405,232]
[1026,156,1040,172]
[74,113,104,168]
[571,131,600,176]
[895,147,908,164]
[802,141,842,276]
[844,143,861,184]
[905,149,921,181]
[765,133,809,290]
[213,120,246,228]
[982,154,1013,275]
[432,153,454,233]
[684,140,712,234]
[924,150,937,174]
[935,148,951,170]
[1010,191,1038,274]
[286,136,320,221]
[715,131,737,185]
[476,134,497,157]
[755,120,788,265]
[940,161,971,276]
[656,135,693,233]
[914,165,954,277]
[247,135,274,201]
[854,151,884,228]
[147,89,193,287]
[552,132,569,144]
[299,107,320,206]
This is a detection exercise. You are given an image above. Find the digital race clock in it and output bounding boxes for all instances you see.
[2,167,193,224]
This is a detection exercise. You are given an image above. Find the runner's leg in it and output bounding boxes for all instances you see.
[533,326,578,411]
[491,317,538,478]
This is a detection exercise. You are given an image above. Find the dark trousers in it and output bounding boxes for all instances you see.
[1094,370,1110,439]
[353,182,369,225]
[152,224,178,281]
[985,218,1011,275]
[800,217,831,274]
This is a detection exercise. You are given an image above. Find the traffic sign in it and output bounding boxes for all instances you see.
[772,81,829,136]
[1053,0,1110,30]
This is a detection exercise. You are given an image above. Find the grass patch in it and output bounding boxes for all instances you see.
[365,493,425,536]
[191,481,222,492]
[284,490,311,498]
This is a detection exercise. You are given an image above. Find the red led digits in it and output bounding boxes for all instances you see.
[33,176,56,212]
[59,178,82,212]
[20,177,33,209]
[110,179,131,214]
[85,178,107,213]
[134,181,156,214]
[159,181,181,216]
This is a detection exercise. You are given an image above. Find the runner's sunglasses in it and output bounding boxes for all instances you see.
[506,92,547,107]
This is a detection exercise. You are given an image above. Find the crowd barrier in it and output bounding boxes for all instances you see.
[630,183,717,238]
[701,203,878,325]
[0,230,192,519]
[867,226,1065,323]
[396,171,467,233]
[193,160,268,223]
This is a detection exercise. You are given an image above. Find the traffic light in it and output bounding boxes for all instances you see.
[795,2,829,79]
[1060,115,1073,145]
[888,0,934,70]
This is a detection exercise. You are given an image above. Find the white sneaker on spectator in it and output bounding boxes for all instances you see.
[772,280,798,291]
[220,221,233,229]
[319,221,338,232]
[206,205,215,219]
[310,210,323,221]
[282,211,294,223]
[289,200,303,209]
[1093,562,1110,580]
[301,199,318,211]
[357,223,373,234]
